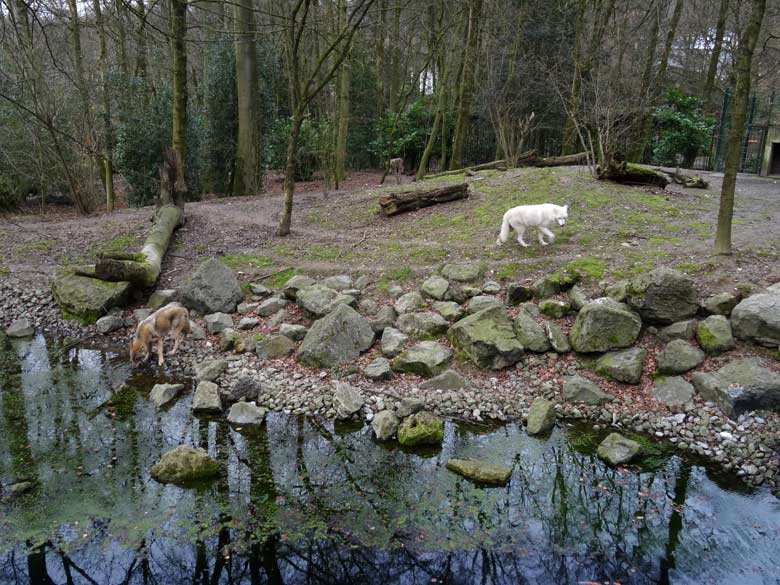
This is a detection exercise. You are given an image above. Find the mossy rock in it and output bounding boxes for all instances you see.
[446,459,512,486]
[696,315,735,355]
[597,433,641,466]
[51,267,132,324]
[397,411,444,447]
[150,445,221,485]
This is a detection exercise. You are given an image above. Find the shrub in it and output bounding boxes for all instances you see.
[652,91,714,168]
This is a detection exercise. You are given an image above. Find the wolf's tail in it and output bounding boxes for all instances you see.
[496,214,510,245]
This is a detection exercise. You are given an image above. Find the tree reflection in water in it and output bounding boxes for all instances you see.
[1,335,779,585]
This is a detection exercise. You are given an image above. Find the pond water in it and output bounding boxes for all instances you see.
[1,335,779,585]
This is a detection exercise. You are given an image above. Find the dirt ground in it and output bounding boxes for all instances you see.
[2,166,779,295]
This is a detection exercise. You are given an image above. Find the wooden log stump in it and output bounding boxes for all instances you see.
[379,183,469,216]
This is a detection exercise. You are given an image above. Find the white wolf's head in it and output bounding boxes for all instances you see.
[556,204,569,227]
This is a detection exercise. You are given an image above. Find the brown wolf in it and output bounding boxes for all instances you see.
[129,302,191,366]
[389,157,404,184]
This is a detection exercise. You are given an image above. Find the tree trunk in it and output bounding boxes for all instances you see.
[629,2,661,162]
[135,0,148,79]
[233,0,263,196]
[278,113,304,236]
[704,0,729,105]
[449,0,482,170]
[597,159,669,187]
[114,0,129,78]
[171,0,188,165]
[93,0,116,212]
[714,0,766,255]
[388,0,401,114]
[66,0,90,114]
[375,0,387,117]
[334,0,351,187]
[378,183,469,216]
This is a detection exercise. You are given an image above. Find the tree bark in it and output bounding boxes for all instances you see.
[388,0,401,114]
[334,0,351,187]
[704,0,729,105]
[714,0,766,255]
[233,0,263,196]
[597,159,670,187]
[171,0,188,165]
[378,183,469,216]
[135,0,148,79]
[93,0,116,212]
[278,112,304,236]
[629,2,661,162]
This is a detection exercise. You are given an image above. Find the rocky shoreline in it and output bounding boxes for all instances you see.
[2,262,779,493]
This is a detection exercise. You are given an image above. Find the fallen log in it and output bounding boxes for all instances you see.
[424,159,506,179]
[532,152,589,167]
[379,183,469,216]
[597,160,669,188]
[649,167,709,188]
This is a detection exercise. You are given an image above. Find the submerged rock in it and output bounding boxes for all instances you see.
[149,383,184,408]
[446,459,512,486]
[371,410,400,441]
[227,402,267,426]
[569,298,641,353]
[526,398,556,435]
[150,445,220,485]
[597,433,641,466]
[392,341,452,377]
[397,411,444,446]
[448,306,524,370]
[179,258,242,314]
[595,347,646,385]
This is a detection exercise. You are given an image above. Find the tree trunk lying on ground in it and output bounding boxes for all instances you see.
[596,159,670,188]
[649,167,709,188]
[423,152,589,179]
[379,183,469,216]
[424,159,507,179]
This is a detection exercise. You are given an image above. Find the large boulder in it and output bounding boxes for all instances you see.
[658,320,697,342]
[296,304,374,369]
[564,375,614,405]
[380,327,408,357]
[526,398,556,435]
[595,347,646,384]
[467,295,503,314]
[364,357,393,381]
[433,301,464,322]
[51,268,131,323]
[421,276,450,300]
[441,263,482,283]
[626,268,698,325]
[446,459,512,486]
[371,410,400,441]
[513,311,551,353]
[448,306,524,370]
[701,292,739,316]
[731,293,780,347]
[419,369,469,390]
[597,433,641,466]
[149,383,184,407]
[652,376,694,406]
[568,298,642,353]
[282,275,315,300]
[204,312,233,334]
[192,381,222,414]
[392,341,452,377]
[180,258,242,314]
[227,402,267,426]
[96,315,124,334]
[193,358,227,382]
[397,411,444,446]
[396,311,448,337]
[333,382,364,419]
[150,445,220,485]
[656,339,705,375]
[691,358,780,417]
[394,291,425,314]
[296,284,348,319]
[696,315,735,355]
[256,335,296,360]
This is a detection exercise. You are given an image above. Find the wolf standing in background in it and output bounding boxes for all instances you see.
[496,203,569,248]
[129,302,191,366]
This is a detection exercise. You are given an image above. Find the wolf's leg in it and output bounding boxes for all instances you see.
[157,338,165,366]
[515,226,528,247]
[540,227,555,245]
[172,330,181,354]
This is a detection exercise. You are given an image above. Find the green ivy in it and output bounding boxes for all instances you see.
[652,90,714,168]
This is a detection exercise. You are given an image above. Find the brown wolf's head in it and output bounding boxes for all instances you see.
[128,338,146,361]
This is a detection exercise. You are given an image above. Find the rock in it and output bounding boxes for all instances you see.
[420,369,469,390]
[237,317,259,330]
[371,410,400,440]
[450,285,482,303]
[133,308,152,323]
[355,275,371,290]
[507,283,533,305]
[595,347,646,384]
[149,289,177,310]
[568,285,589,310]
[568,298,642,353]
[441,263,482,283]
[150,445,220,485]
[397,411,444,446]
[333,382,364,419]
[538,299,570,318]
[512,311,551,352]
[421,276,450,300]
[95,314,125,334]
[656,339,705,375]
[433,301,464,322]
[190,322,207,340]
[526,398,556,435]
[256,335,296,360]
[448,306,524,370]
[51,268,131,323]
[364,357,393,381]
[194,358,227,382]
[597,433,641,466]
[545,322,571,353]
[605,280,628,302]
[322,274,352,291]
[652,376,694,406]
[702,292,739,316]
[446,459,512,486]
[691,358,780,417]
[227,402,267,426]
[380,327,408,358]
[564,375,614,405]
[467,295,503,314]
[282,275,315,300]
[192,381,222,414]
[394,291,425,314]
[696,315,735,355]
[248,282,271,296]
[396,311,448,337]
[237,301,258,315]
[519,302,540,317]
[392,341,452,377]
[279,323,307,341]
[218,328,246,353]
[482,280,502,294]
[204,312,233,334]
[3,481,34,499]
[269,309,288,327]
[297,305,375,369]
[731,293,780,347]
[358,298,378,315]
[658,320,697,342]
[396,397,425,418]
[227,375,261,402]
[180,258,242,314]
[531,275,559,299]
[296,284,342,319]
[370,305,398,333]
[388,285,404,298]
[626,268,698,325]
[5,318,34,338]
[149,383,184,407]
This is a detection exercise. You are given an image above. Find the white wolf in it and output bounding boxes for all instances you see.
[496,203,569,247]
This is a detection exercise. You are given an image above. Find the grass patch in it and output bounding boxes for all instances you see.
[304,244,341,262]
[17,240,54,253]
[496,263,521,281]
[0,266,9,278]
[688,221,711,238]
[565,257,608,280]
[91,235,136,256]
[647,234,682,246]
[265,268,299,288]
[220,254,276,269]
[376,267,414,293]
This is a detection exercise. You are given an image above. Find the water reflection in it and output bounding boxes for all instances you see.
[1,335,779,585]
